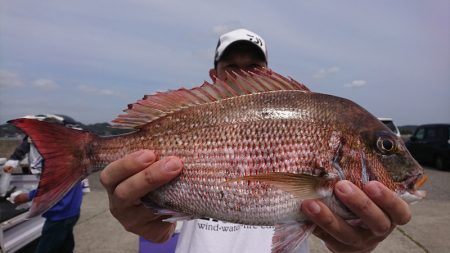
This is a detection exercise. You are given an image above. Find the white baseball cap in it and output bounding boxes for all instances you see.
[214,28,268,66]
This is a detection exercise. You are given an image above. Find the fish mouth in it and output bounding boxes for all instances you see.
[413,174,428,190]
[398,174,428,204]
[402,173,428,191]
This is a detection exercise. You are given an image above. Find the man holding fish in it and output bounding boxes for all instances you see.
[99,29,415,253]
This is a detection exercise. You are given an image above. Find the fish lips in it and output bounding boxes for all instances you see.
[398,173,428,204]
[404,173,428,191]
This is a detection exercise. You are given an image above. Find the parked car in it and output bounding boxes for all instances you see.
[378,118,401,137]
[406,124,450,171]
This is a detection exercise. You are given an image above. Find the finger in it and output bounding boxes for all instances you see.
[302,199,367,247]
[113,156,183,205]
[312,227,359,253]
[364,181,411,225]
[112,204,162,230]
[316,229,378,253]
[135,218,176,243]
[334,180,391,236]
[112,204,176,243]
[100,150,156,194]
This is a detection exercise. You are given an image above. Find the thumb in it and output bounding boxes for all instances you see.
[139,156,183,191]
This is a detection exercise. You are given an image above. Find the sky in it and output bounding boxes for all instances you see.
[0,0,449,126]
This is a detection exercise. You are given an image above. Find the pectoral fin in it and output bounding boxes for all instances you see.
[227,172,329,200]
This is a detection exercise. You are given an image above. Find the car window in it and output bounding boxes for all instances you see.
[415,128,425,140]
[438,127,446,139]
[425,127,438,139]
[382,121,397,133]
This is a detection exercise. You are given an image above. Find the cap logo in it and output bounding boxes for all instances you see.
[246,33,263,48]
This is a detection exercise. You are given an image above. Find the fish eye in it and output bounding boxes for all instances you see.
[382,139,394,151]
[377,138,396,154]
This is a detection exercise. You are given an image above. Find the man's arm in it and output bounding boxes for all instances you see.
[9,136,31,161]
[302,180,411,252]
[3,137,31,173]
[12,191,31,205]
[99,150,183,243]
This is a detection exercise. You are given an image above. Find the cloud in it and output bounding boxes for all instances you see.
[0,69,23,87]
[212,21,243,35]
[313,66,340,79]
[344,80,367,88]
[32,78,59,89]
[78,84,116,96]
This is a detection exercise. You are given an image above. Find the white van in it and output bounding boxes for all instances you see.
[378,117,401,137]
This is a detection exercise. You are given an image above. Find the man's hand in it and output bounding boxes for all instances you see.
[13,192,30,205]
[301,180,411,253]
[3,166,13,173]
[100,150,183,243]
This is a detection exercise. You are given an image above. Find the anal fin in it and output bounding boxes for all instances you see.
[272,222,315,253]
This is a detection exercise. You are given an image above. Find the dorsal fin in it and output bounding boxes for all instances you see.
[112,68,310,128]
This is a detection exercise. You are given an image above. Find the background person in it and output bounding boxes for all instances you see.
[99,29,412,253]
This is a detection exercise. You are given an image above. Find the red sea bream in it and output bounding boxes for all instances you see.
[9,69,427,253]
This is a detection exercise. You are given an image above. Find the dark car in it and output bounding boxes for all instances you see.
[406,124,450,170]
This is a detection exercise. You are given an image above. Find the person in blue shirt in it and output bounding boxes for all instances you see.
[15,183,84,253]
[10,114,89,253]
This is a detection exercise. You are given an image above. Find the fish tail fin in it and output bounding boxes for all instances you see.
[8,118,97,218]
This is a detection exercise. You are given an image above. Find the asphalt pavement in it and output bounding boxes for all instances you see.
[74,166,449,253]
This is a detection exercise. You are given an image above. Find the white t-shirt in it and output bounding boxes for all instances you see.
[175,219,309,253]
